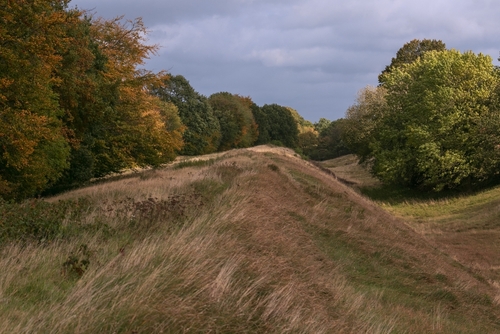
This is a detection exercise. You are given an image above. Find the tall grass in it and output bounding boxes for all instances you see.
[1,148,500,333]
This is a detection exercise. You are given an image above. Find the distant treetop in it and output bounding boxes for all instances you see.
[378,39,446,85]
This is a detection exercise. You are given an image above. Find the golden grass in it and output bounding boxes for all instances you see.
[1,147,500,333]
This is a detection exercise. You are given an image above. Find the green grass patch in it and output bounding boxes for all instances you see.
[191,179,227,201]
[323,154,500,231]
[363,183,500,231]
[0,197,92,244]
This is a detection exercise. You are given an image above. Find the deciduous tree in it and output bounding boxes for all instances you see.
[259,104,299,148]
[1,3,185,198]
[342,86,387,162]
[152,75,220,155]
[308,119,350,160]
[74,16,185,176]
[378,39,446,85]
[0,0,76,198]
[208,92,257,151]
[373,50,500,191]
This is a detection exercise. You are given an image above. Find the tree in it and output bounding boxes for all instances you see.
[208,92,257,151]
[74,16,185,175]
[151,75,221,155]
[286,107,314,132]
[51,14,113,185]
[1,3,185,198]
[0,0,77,199]
[298,130,319,156]
[314,118,332,134]
[342,85,387,162]
[51,15,185,192]
[251,104,271,145]
[234,95,259,148]
[259,104,299,148]
[284,107,319,157]
[372,50,500,191]
[308,119,350,160]
[378,39,446,84]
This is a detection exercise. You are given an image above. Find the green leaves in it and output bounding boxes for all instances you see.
[152,75,221,155]
[258,104,299,149]
[372,49,500,191]
[0,0,75,199]
[342,86,387,162]
[208,92,258,151]
[378,39,446,85]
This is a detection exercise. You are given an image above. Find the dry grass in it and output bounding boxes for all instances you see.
[1,147,500,333]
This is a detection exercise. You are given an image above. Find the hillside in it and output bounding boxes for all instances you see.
[321,154,500,287]
[1,146,500,333]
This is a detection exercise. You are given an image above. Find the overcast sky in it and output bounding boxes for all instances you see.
[70,0,499,122]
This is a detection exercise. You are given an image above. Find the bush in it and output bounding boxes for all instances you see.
[0,198,89,244]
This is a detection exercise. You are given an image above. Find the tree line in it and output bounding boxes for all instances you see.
[1,0,317,200]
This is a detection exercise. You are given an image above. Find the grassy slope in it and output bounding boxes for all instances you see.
[1,147,499,333]
[322,154,500,315]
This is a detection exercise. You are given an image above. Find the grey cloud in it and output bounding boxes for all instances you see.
[72,0,240,23]
[71,0,301,25]
[71,0,500,121]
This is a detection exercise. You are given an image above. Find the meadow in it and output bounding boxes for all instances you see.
[1,147,499,333]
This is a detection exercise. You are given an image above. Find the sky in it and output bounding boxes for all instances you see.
[70,0,500,122]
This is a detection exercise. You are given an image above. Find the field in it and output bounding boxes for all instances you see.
[1,147,500,333]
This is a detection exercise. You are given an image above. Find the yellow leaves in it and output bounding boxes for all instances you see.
[1,3,185,198]
[90,16,158,80]
[0,1,79,198]
[0,109,52,169]
[0,79,14,103]
[0,175,12,197]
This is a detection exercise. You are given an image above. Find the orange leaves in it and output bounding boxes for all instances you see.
[1,2,184,198]
[0,1,79,198]
[83,16,184,168]
[90,16,158,80]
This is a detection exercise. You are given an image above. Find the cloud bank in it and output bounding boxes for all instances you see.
[71,0,500,121]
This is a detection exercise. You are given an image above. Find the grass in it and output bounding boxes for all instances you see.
[174,157,217,169]
[320,153,500,300]
[1,147,500,333]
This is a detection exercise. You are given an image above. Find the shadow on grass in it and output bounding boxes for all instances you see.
[359,183,491,205]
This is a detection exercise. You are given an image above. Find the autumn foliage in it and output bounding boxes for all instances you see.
[151,75,221,155]
[0,1,185,199]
